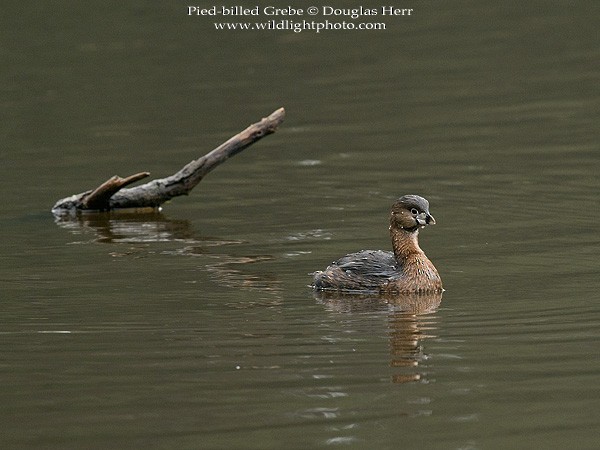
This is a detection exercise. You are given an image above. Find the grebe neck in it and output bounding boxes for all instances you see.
[390,225,424,262]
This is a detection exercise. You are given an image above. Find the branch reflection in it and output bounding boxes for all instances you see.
[53,210,195,243]
[53,211,283,295]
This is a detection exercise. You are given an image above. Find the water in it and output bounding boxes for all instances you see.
[1,1,599,448]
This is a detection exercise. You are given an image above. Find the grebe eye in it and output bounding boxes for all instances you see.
[410,208,419,215]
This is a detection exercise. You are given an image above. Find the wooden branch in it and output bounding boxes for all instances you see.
[82,172,150,210]
[52,107,285,214]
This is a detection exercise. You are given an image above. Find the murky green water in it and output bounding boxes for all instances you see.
[1,1,599,448]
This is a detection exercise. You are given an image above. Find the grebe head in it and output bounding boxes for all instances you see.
[390,194,436,232]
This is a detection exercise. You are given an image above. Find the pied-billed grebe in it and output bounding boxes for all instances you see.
[312,195,442,294]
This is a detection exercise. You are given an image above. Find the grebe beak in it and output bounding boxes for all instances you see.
[416,212,436,226]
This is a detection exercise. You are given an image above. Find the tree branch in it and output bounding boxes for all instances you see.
[52,107,285,214]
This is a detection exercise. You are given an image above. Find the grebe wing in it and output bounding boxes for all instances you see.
[312,250,401,292]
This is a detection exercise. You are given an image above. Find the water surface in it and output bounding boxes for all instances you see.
[1,1,599,448]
